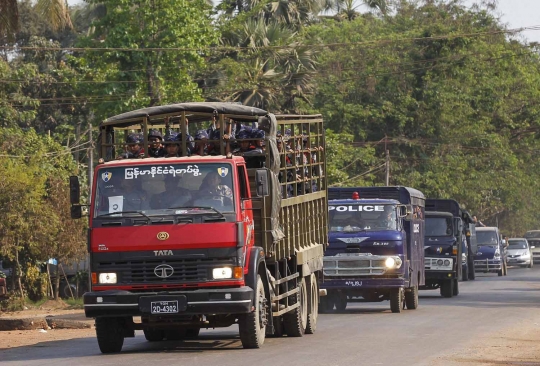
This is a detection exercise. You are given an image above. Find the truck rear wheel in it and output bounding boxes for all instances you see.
[318,295,334,313]
[95,317,125,353]
[239,275,267,349]
[334,292,347,312]
[389,288,404,313]
[404,285,418,310]
[283,277,308,337]
[440,280,453,298]
[143,328,164,342]
[305,273,318,334]
[462,265,469,282]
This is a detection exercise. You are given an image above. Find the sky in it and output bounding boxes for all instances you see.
[67,0,540,43]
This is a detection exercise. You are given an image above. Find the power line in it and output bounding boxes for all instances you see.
[1,25,540,53]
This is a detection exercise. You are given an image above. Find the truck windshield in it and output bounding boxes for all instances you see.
[93,163,235,217]
[425,217,453,236]
[525,231,540,239]
[508,240,528,249]
[476,231,499,246]
[329,204,397,232]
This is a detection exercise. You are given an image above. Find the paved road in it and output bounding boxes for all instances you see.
[2,267,540,366]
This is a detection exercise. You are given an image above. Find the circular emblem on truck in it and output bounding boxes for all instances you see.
[157,232,169,241]
[154,264,174,278]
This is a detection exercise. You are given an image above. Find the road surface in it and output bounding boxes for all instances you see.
[2,267,540,366]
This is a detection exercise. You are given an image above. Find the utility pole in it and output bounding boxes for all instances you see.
[88,121,93,200]
[385,136,390,186]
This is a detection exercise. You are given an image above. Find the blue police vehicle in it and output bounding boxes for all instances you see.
[322,187,425,313]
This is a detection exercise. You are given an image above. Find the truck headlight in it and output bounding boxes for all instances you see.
[98,273,117,284]
[385,257,396,268]
[213,267,233,279]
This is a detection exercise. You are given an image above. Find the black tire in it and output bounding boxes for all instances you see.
[318,295,334,313]
[143,328,164,342]
[389,288,404,313]
[334,292,347,312]
[468,257,476,280]
[462,265,469,282]
[283,277,308,337]
[452,279,459,296]
[95,317,125,353]
[440,280,453,298]
[239,275,268,349]
[305,273,318,334]
[404,285,419,310]
[186,327,200,339]
[497,268,503,276]
[165,328,187,340]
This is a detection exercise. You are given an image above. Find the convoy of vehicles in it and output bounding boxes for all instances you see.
[474,227,508,276]
[322,187,425,313]
[70,103,328,353]
[62,101,537,355]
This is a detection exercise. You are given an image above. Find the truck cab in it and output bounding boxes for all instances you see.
[474,227,507,276]
[524,230,540,264]
[322,187,425,313]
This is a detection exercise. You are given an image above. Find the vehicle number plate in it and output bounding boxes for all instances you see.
[151,300,178,314]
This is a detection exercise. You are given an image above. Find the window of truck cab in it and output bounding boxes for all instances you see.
[328,204,398,232]
[93,163,236,217]
[425,217,453,236]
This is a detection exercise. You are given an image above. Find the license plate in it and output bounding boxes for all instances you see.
[151,300,178,314]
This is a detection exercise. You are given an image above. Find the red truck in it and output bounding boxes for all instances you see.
[70,103,328,353]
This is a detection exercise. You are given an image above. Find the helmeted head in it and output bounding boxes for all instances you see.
[195,130,209,141]
[164,132,179,156]
[126,133,142,154]
[236,129,251,150]
[148,129,163,149]
[251,129,265,148]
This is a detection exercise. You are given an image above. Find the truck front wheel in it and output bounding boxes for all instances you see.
[239,275,268,349]
[404,285,419,310]
[95,317,125,353]
[389,288,404,313]
[440,280,453,298]
[143,328,164,342]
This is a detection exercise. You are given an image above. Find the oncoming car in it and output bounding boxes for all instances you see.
[506,238,533,268]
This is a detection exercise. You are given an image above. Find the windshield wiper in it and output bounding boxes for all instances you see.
[97,211,152,222]
[167,206,224,218]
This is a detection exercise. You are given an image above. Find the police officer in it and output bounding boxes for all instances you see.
[150,175,192,209]
[192,130,209,156]
[148,129,165,157]
[117,133,144,159]
[163,132,180,158]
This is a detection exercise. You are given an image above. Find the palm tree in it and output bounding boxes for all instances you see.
[0,0,73,41]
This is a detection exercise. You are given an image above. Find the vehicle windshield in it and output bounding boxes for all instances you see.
[476,231,499,246]
[329,204,397,232]
[525,231,540,239]
[425,217,453,236]
[94,163,235,217]
[508,240,528,249]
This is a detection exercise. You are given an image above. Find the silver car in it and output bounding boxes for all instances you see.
[506,238,533,268]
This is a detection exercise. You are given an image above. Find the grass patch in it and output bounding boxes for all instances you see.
[64,297,84,309]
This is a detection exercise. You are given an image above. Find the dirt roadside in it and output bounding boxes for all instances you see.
[432,321,540,366]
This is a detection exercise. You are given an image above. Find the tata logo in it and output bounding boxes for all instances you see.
[157,232,169,241]
[154,264,174,278]
[154,250,173,256]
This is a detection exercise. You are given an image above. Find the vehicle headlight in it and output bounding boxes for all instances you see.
[385,257,396,268]
[98,273,117,284]
[437,259,444,266]
[443,260,450,266]
[213,267,233,279]
[494,250,501,259]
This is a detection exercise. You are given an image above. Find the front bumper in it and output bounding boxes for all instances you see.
[83,286,253,318]
[322,277,406,290]
[474,259,502,272]
[507,257,531,266]
[425,270,456,280]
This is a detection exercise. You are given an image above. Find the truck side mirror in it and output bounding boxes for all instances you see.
[71,205,82,219]
[255,169,269,197]
[69,176,80,204]
[400,204,413,221]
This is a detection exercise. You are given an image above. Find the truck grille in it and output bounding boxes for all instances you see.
[95,258,234,283]
[323,256,387,276]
